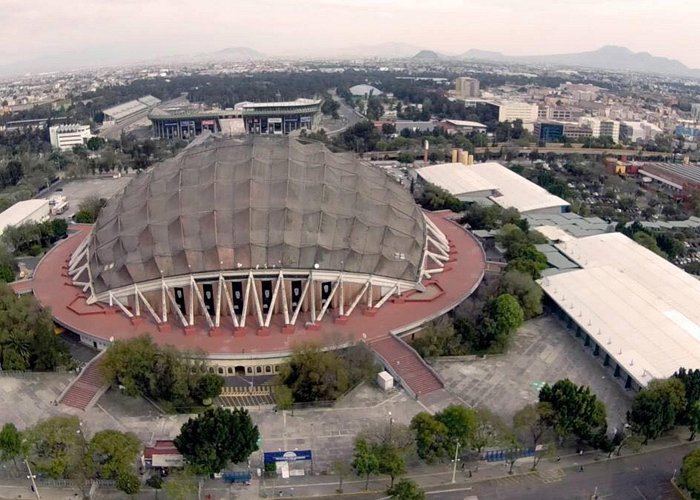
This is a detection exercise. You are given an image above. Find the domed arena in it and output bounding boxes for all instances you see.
[31,136,486,364]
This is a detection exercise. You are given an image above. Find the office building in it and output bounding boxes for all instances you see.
[497,101,538,125]
[49,124,92,151]
[580,118,620,143]
[455,77,480,99]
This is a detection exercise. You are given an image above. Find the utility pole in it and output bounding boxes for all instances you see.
[24,458,40,499]
[451,441,461,484]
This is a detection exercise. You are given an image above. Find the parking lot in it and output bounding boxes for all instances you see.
[434,314,633,430]
[42,174,134,219]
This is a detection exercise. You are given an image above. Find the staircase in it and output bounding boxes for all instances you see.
[370,335,443,399]
[59,352,108,411]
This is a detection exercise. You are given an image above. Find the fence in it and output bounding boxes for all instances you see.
[0,368,72,378]
[483,447,535,462]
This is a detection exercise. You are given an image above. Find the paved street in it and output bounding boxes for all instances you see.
[427,442,694,499]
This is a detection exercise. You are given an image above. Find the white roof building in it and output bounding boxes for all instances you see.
[416,162,570,214]
[49,124,92,151]
[349,84,383,97]
[0,199,50,234]
[539,232,700,389]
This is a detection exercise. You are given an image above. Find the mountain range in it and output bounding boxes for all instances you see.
[458,45,700,78]
[1,43,697,79]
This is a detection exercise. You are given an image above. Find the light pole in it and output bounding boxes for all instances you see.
[388,412,393,444]
[451,441,461,484]
[24,458,40,499]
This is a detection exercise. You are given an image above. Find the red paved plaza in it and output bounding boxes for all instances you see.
[30,211,485,356]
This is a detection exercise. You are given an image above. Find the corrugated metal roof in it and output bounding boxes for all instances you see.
[539,232,700,387]
[417,162,569,214]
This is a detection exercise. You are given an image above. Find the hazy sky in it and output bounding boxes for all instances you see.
[2,0,699,70]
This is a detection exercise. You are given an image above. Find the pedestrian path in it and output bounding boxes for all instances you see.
[370,335,444,398]
[58,351,108,411]
[537,467,565,483]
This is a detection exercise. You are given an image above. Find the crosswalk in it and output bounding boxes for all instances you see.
[537,468,565,483]
[217,394,275,408]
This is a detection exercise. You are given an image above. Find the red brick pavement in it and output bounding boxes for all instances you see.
[30,212,485,356]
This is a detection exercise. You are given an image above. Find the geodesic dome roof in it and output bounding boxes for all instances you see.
[86,136,427,294]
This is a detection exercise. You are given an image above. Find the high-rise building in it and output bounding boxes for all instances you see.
[454,77,480,99]
[580,117,620,143]
[691,103,700,123]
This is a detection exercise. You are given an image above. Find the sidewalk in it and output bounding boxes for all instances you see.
[254,429,692,498]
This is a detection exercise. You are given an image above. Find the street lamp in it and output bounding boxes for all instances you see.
[451,441,461,484]
[24,458,40,499]
[388,412,393,443]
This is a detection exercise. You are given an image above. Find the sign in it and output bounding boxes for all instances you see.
[263,450,313,463]
[202,119,216,126]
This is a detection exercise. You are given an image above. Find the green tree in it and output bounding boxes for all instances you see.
[471,407,509,453]
[513,402,554,469]
[26,416,84,479]
[628,378,686,444]
[376,444,406,488]
[192,373,224,404]
[435,405,477,452]
[410,412,448,463]
[478,294,524,352]
[688,401,700,441]
[116,471,141,495]
[674,368,700,423]
[498,270,543,319]
[388,478,426,500]
[539,379,607,446]
[352,438,380,490]
[86,137,106,151]
[101,335,159,396]
[332,460,352,493]
[0,245,15,283]
[0,283,69,371]
[274,384,294,411]
[679,448,700,498]
[0,423,25,470]
[174,407,259,474]
[73,196,106,224]
[84,430,140,480]
[632,231,667,258]
[278,344,350,403]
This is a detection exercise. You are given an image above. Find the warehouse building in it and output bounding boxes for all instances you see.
[416,161,570,215]
[539,232,700,391]
[102,95,161,124]
[0,199,50,235]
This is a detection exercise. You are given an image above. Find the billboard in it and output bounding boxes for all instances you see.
[263,450,313,463]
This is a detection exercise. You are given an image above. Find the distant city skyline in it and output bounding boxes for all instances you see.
[1,0,699,73]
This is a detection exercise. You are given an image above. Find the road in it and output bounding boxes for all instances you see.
[263,443,696,500]
[427,443,694,500]
[359,147,674,160]
[325,90,364,135]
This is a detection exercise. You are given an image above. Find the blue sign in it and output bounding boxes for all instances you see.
[264,450,313,463]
